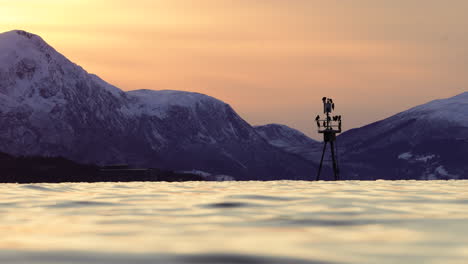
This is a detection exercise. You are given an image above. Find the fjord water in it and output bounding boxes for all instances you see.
[1,181,468,264]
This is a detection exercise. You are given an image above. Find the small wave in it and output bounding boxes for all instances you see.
[0,202,18,208]
[261,217,385,227]
[202,202,252,209]
[0,250,331,264]
[47,201,122,208]
[20,185,57,192]
[228,194,302,201]
[179,253,330,264]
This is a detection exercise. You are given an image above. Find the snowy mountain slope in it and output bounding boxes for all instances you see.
[0,30,132,162]
[255,124,322,161]
[338,92,468,180]
[406,92,468,126]
[0,30,316,180]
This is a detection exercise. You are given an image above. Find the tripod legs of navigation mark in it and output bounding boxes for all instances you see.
[316,139,340,181]
[329,141,340,181]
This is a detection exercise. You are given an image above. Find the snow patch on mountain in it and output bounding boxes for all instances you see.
[435,166,449,177]
[415,154,436,163]
[398,152,413,160]
[398,152,436,163]
[423,165,459,180]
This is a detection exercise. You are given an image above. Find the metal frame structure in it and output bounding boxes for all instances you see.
[315,97,342,181]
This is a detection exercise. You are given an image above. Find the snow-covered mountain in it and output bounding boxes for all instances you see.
[0,30,316,180]
[255,124,322,161]
[338,92,468,180]
[4,30,463,181]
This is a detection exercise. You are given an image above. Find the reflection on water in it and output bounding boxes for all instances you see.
[1,181,468,264]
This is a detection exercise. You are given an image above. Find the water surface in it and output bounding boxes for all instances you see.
[1,180,468,264]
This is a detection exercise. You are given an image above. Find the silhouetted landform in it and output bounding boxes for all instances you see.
[0,30,315,181]
[0,152,204,183]
[337,92,468,180]
[1,30,467,181]
[256,92,468,180]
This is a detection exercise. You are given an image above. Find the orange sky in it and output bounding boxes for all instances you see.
[1,0,467,138]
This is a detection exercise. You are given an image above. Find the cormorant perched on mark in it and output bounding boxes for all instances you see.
[315,115,320,121]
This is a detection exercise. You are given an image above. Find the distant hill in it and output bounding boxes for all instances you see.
[338,92,468,180]
[253,94,468,180]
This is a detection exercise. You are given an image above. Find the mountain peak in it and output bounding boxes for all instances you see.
[11,30,38,39]
[0,30,49,50]
[403,91,468,126]
[0,30,57,72]
[0,30,104,107]
[0,30,58,72]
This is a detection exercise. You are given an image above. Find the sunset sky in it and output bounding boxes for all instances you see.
[1,0,467,138]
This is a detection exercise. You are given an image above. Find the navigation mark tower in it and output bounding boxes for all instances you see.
[315,97,342,181]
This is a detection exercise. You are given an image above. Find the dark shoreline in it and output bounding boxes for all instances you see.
[0,152,204,183]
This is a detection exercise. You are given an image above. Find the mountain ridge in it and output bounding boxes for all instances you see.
[2,29,465,181]
[0,29,318,180]
[337,91,468,180]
